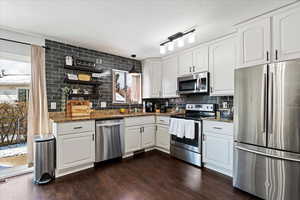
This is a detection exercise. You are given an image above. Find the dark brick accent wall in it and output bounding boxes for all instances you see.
[45,40,142,112]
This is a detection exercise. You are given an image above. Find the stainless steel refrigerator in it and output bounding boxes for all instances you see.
[233,60,300,200]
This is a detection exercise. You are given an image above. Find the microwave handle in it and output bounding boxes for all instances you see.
[196,78,200,91]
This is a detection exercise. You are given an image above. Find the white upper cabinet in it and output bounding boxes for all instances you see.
[178,46,209,76]
[237,17,271,68]
[209,36,237,96]
[142,61,152,98]
[162,56,178,98]
[193,46,209,72]
[151,61,162,97]
[273,5,300,61]
[142,59,162,98]
[179,50,193,75]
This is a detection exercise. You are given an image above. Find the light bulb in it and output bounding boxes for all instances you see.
[160,45,166,54]
[177,37,184,47]
[168,41,174,51]
[188,32,196,43]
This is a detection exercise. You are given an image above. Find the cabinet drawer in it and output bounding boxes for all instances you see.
[56,120,95,135]
[156,116,170,125]
[203,120,233,136]
[125,116,155,127]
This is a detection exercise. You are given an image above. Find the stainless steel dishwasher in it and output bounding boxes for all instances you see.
[95,119,124,162]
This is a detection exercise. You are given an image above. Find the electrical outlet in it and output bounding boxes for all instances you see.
[50,102,56,110]
[96,58,103,64]
[101,102,107,108]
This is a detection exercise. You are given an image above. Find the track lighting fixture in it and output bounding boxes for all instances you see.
[159,29,196,54]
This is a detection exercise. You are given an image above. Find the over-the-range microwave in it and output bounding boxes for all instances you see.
[177,72,209,95]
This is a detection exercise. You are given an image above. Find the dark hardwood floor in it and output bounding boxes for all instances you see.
[0,150,258,200]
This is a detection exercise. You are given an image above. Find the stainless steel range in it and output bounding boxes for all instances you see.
[170,103,216,167]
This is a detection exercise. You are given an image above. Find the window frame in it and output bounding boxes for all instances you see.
[112,69,142,105]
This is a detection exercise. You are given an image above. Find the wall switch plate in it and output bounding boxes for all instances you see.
[50,102,56,110]
[101,102,107,108]
[222,102,228,109]
[89,102,93,108]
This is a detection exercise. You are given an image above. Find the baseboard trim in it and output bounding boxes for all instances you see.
[55,163,94,178]
[122,146,170,159]
[154,147,170,154]
[203,163,232,177]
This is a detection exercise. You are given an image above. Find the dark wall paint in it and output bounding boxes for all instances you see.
[45,40,142,112]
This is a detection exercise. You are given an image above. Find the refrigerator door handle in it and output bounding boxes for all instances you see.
[269,70,274,134]
[235,145,300,163]
[263,71,267,133]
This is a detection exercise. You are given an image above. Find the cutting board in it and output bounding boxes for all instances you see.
[67,100,92,117]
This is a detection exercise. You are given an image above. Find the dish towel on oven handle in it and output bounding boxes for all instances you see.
[184,120,195,139]
[168,118,185,138]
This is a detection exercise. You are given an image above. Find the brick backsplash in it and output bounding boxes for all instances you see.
[45,40,142,112]
[144,95,234,110]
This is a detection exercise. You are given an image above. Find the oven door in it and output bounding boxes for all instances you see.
[171,121,202,153]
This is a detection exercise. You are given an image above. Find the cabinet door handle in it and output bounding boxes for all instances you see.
[73,126,82,129]
[92,134,95,141]
[213,127,222,130]
[193,66,195,72]
[275,50,278,60]
[210,87,213,93]
[202,134,206,141]
[266,51,269,61]
[189,67,191,72]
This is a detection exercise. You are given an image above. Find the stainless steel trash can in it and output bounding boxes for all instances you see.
[33,134,55,184]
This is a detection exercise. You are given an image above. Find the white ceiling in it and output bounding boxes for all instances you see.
[0,0,297,59]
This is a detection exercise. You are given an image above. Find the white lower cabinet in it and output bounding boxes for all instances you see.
[142,124,156,148]
[57,132,95,170]
[124,116,171,156]
[124,116,156,156]
[156,125,170,153]
[53,120,95,178]
[124,126,142,153]
[124,125,155,155]
[202,120,233,177]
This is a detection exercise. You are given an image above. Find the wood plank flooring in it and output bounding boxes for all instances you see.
[0,150,259,200]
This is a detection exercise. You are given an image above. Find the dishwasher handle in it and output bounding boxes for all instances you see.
[96,122,123,127]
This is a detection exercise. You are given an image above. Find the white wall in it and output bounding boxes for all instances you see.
[0,28,45,62]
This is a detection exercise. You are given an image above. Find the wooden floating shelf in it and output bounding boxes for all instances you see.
[64,79,102,85]
[69,94,99,98]
[64,65,103,73]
